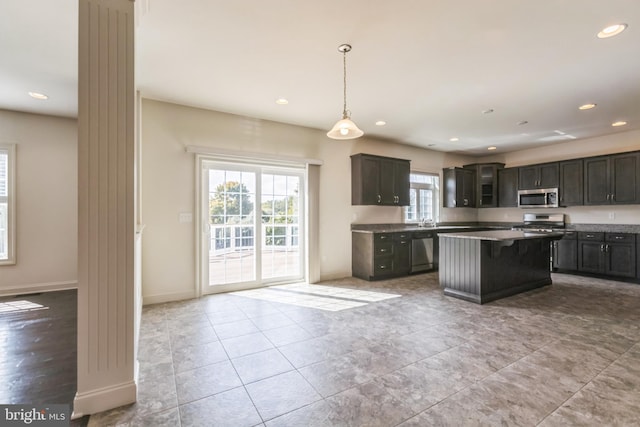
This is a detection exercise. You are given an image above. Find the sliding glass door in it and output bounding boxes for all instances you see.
[200,160,304,294]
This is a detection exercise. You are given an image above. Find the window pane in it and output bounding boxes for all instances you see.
[0,152,7,197]
[406,172,439,224]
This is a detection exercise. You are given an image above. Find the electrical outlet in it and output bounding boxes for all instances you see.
[179,213,193,223]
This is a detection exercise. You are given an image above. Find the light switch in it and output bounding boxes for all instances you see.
[179,213,193,223]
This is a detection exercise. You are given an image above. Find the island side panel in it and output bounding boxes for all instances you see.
[479,238,552,303]
[440,236,483,303]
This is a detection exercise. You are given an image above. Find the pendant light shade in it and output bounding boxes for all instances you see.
[327,117,364,140]
[327,44,363,140]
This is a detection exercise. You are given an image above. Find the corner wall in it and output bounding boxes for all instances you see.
[140,99,475,302]
[0,109,77,295]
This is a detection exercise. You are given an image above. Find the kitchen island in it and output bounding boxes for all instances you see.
[438,230,563,304]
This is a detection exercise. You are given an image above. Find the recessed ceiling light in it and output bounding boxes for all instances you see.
[518,120,529,125]
[487,146,497,151]
[427,144,435,147]
[482,109,494,115]
[612,121,627,127]
[579,103,596,110]
[375,120,386,126]
[28,91,48,100]
[449,137,459,142]
[275,98,288,105]
[597,24,627,39]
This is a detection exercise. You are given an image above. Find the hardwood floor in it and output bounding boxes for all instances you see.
[0,289,88,426]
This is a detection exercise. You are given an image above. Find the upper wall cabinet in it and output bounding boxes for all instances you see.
[584,152,640,205]
[498,167,519,207]
[463,163,505,208]
[559,159,583,206]
[443,167,475,208]
[351,154,410,206]
[518,162,559,190]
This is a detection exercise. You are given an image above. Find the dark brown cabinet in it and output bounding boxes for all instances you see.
[352,231,411,280]
[559,159,583,206]
[351,154,410,206]
[552,231,578,270]
[498,167,519,207]
[463,163,505,207]
[518,162,559,190]
[577,232,605,274]
[443,167,475,208]
[584,153,640,205]
[577,232,636,278]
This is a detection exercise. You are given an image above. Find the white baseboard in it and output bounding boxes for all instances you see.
[0,281,78,297]
[72,380,137,418]
[142,290,196,306]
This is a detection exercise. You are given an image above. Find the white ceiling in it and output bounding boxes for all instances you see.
[2,0,640,155]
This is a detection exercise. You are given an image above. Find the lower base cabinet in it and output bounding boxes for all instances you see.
[352,232,411,280]
[577,232,636,278]
[553,232,578,270]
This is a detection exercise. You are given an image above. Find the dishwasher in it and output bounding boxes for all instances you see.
[411,231,435,273]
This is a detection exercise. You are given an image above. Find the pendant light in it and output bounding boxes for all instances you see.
[327,44,364,140]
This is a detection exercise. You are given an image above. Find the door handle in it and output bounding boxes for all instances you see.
[377,194,381,203]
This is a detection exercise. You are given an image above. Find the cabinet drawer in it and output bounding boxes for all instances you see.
[374,259,394,274]
[375,242,394,256]
[374,233,393,243]
[395,232,411,241]
[561,231,578,240]
[578,232,604,241]
[606,233,635,244]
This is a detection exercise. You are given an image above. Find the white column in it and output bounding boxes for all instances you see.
[74,0,137,416]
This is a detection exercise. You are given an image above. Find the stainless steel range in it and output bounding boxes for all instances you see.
[512,213,566,233]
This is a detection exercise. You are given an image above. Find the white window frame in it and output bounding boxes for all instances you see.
[404,171,439,224]
[0,143,16,265]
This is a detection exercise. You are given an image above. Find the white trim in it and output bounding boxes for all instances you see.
[0,280,77,297]
[0,143,16,265]
[142,290,197,306]
[72,380,137,418]
[185,145,323,166]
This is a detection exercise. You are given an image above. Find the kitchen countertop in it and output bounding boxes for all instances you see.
[352,222,640,234]
[438,230,565,241]
[351,224,507,234]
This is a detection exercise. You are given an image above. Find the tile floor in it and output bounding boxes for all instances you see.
[88,272,640,426]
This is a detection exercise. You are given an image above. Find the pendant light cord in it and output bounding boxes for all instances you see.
[342,49,348,119]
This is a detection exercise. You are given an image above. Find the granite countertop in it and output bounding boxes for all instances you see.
[351,223,508,234]
[438,230,565,241]
[351,222,640,234]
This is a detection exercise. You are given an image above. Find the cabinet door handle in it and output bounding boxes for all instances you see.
[380,235,387,240]
[615,236,624,240]
[606,194,610,200]
[377,194,381,203]
[611,194,615,201]
[606,244,610,252]
[453,200,457,207]
[586,234,595,238]
[379,265,386,269]
[400,240,407,244]
[379,248,387,253]
[600,244,604,251]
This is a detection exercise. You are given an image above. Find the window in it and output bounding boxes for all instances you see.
[0,144,16,265]
[405,172,439,223]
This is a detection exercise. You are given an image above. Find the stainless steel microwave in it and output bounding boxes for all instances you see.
[517,188,559,208]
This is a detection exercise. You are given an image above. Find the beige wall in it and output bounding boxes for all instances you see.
[0,109,77,294]
[478,129,640,225]
[140,99,475,302]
